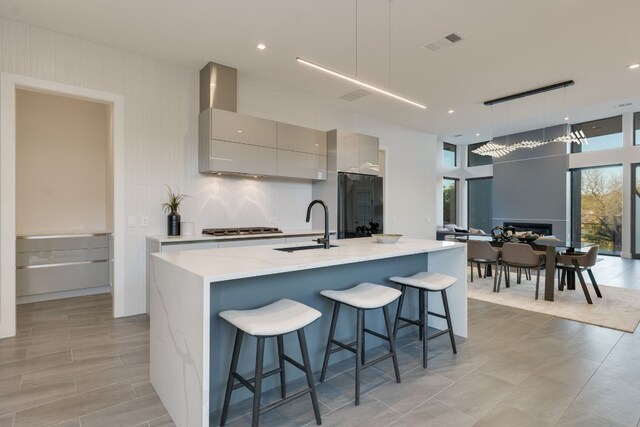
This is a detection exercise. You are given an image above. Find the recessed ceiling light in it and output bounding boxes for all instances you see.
[257,43,267,50]
[564,116,570,121]
[628,63,639,69]
[447,109,455,114]
[237,130,243,133]
[475,133,480,136]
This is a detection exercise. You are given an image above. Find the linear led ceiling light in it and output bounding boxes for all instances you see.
[296,57,426,109]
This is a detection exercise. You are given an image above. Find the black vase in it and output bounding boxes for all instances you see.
[167,211,181,236]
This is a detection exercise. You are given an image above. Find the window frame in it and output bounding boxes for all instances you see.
[467,142,493,167]
[442,142,457,168]
[634,112,640,146]
[442,176,459,225]
[570,115,623,154]
[466,176,493,232]
[570,164,623,255]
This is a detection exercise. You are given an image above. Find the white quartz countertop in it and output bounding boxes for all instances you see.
[151,237,465,283]
[146,229,334,244]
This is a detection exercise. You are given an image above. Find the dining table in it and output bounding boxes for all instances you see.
[458,235,595,302]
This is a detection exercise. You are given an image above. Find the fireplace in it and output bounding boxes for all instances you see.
[504,222,553,236]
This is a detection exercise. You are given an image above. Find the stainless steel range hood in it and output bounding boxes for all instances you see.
[199,62,237,113]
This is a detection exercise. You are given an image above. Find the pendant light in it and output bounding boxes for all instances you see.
[296,0,426,109]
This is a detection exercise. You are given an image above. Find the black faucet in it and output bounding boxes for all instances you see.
[306,199,330,249]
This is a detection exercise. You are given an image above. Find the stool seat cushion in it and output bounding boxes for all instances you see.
[219,299,321,336]
[389,272,456,291]
[320,282,401,309]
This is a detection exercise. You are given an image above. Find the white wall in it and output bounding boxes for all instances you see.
[16,89,112,234]
[0,17,438,318]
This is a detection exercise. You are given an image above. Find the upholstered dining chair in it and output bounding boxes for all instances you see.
[467,240,501,290]
[497,243,545,299]
[555,245,601,304]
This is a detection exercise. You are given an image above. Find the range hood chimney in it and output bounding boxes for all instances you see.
[199,62,237,113]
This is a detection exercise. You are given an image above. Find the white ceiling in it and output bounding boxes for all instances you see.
[2,0,640,143]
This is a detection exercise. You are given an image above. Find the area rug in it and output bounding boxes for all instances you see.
[467,274,640,333]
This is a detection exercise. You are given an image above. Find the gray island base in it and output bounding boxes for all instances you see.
[150,238,467,427]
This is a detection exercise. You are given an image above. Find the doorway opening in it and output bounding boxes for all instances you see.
[16,89,114,305]
[0,73,125,339]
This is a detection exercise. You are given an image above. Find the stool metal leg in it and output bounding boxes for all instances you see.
[418,289,425,342]
[277,335,286,399]
[297,328,322,425]
[252,337,265,427]
[393,285,406,339]
[441,290,457,354]
[361,310,366,365]
[320,302,340,382]
[220,329,244,426]
[355,308,364,405]
[383,305,401,383]
[421,289,429,368]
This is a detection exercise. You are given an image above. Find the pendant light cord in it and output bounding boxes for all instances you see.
[355,0,358,78]
[388,0,391,89]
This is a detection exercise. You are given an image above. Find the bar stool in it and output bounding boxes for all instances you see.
[219,299,322,427]
[389,272,457,368]
[319,282,402,405]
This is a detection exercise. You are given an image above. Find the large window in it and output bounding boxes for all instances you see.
[635,112,640,145]
[571,116,623,153]
[467,177,493,233]
[443,177,458,225]
[467,142,492,167]
[571,165,623,254]
[443,143,456,167]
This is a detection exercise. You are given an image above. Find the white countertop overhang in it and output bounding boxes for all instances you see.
[152,237,465,283]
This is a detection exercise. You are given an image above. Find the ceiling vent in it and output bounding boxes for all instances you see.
[423,33,463,52]
[339,89,372,102]
[452,134,463,138]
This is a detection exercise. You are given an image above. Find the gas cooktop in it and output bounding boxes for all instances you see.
[201,227,283,236]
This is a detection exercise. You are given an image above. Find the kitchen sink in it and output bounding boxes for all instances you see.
[274,244,338,252]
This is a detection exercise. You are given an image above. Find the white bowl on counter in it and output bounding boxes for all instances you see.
[372,234,403,244]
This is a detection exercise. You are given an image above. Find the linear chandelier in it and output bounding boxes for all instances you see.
[473,129,588,158]
[473,80,586,158]
[296,57,426,109]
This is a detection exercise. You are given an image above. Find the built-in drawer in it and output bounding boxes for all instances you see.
[17,261,109,297]
[16,235,109,252]
[16,247,109,267]
[16,233,111,298]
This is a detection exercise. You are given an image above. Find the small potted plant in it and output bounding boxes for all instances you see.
[162,185,189,236]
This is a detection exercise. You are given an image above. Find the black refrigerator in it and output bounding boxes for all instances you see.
[338,172,383,239]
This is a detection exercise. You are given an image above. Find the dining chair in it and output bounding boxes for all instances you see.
[467,240,501,291]
[555,245,601,304]
[497,243,545,299]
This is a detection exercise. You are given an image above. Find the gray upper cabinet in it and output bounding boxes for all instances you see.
[199,108,327,180]
[334,130,379,175]
[210,108,276,148]
[277,150,327,180]
[208,140,278,176]
[276,122,327,179]
[277,122,326,155]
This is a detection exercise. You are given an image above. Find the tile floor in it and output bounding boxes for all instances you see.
[1,258,639,427]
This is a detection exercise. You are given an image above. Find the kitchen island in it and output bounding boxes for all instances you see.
[149,237,467,427]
